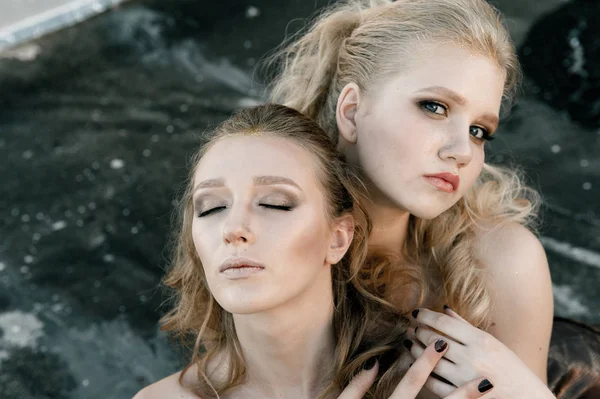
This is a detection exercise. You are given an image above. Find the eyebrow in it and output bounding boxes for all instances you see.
[417,86,499,130]
[193,175,302,193]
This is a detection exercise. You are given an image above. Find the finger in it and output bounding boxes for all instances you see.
[337,361,379,399]
[445,378,494,399]
[424,375,456,398]
[406,338,459,383]
[389,338,449,398]
[414,325,463,364]
[443,305,470,324]
[412,308,475,345]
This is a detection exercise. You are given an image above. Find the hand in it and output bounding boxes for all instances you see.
[406,307,556,399]
[338,339,495,399]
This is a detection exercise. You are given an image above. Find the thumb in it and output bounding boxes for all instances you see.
[337,360,379,399]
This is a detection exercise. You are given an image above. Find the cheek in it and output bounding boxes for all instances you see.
[191,220,216,266]
[277,213,329,260]
[463,148,485,187]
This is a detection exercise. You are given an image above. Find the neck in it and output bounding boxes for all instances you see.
[361,189,411,255]
[233,272,336,398]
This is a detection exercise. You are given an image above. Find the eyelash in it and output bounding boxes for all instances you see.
[419,101,494,142]
[197,204,293,218]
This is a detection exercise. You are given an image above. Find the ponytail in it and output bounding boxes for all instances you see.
[266,2,391,139]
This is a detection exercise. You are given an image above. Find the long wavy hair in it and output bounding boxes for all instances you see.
[265,0,540,328]
[160,104,411,398]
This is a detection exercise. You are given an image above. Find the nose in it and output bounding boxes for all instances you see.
[222,206,255,246]
[438,124,473,168]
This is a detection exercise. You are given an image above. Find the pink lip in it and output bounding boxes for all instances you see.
[424,172,460,193]
[219,257,265,278]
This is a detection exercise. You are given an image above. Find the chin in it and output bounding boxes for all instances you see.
[404,198,458,220]
[213,292,274,315]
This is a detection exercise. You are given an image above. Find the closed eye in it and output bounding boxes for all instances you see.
[260,204,294,211]
[198,206,226,217]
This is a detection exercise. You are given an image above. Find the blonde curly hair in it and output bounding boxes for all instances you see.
[266,0,539,328]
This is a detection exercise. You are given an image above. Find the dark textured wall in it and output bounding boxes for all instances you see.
[0,1,598,398]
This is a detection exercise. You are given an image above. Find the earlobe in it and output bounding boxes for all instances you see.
[336,83,361,145]
[327,215,355,265]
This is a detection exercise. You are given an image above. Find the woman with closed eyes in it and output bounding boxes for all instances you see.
[133,104,498,399]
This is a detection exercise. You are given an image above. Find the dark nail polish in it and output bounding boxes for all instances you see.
[414,326,418,335]
[443,305,451,310]
[412,309,419,318]
[403,339,413,350]
[409,363,413,368]
[478,379,493,393]
[435,339,448,352]
[363,358,377,370]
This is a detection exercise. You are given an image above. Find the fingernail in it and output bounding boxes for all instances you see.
[403,339,413,350]
[409,362,413,368]
[414,326,418,335]
[435,339,448,353]
[478,379,493,393]
[443,305,451,310]
[412,309,419,318]
[363,358,377,370]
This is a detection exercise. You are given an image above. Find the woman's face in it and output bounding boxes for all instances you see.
[337,44,506,219]
[191,135,350,315]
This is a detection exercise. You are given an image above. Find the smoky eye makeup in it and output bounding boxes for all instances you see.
[194,196,228,217]
[256,190,299,211]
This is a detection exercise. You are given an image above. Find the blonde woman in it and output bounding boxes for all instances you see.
[267,0,599,398]
[133,104,497,399]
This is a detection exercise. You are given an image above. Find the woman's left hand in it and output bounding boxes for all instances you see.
[406,307,555,399]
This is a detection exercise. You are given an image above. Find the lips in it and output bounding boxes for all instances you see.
[424,172,460,193]
[219,257,265,273]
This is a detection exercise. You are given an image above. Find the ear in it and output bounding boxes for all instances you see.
[336,83,361,145]
[326,214,355,265]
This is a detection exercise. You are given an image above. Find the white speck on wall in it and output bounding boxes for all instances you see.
[0,262,4,272]
[551,144,561,153]
[583,182,592,190]
[580,159,589,167]
[24,255,34,264]
[52,220,67,231]
[22,150,33,159]
[110,158,125,169]
[238,97,262,108]
[245,6,260,18]
[82,379,90,387]
[0,311,44,348]
[20,266,29,274]
[52,303,64,313]
[142,149,151,157]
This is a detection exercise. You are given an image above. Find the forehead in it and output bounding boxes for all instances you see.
[373,44,506,110]
[194,135,321,187]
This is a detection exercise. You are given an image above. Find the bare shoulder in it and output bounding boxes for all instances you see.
[132,371,199,399]
[473,221,546,269]
[473,221,551,304]
[473,222,553,381]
